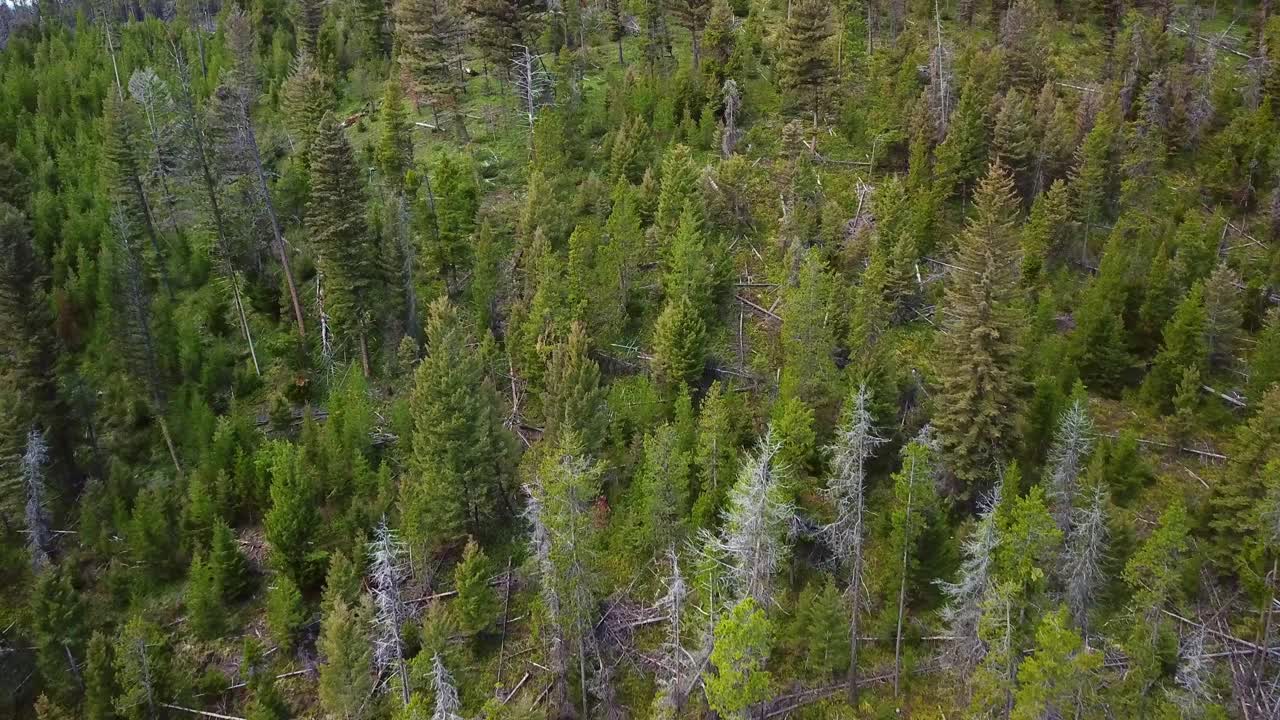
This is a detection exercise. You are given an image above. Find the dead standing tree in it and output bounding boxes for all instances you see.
[512,44,554,133]
[369,519,412,707]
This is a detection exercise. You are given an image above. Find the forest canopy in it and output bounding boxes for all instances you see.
[3,0,1280,718]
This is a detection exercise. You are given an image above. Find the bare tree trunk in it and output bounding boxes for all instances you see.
[243,118,307,338]
[893,455,916,698]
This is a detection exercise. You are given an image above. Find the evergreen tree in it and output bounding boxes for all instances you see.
[428,153,479,288]
[792,578,850,678]
[323,548,364,612]
[319,598,374,720]
[651,297,707,393]
[101,92,170,298]
[266,573,307,651]
[692,381,741,528]
[395,0,469,139]
[265,442,321,587]
[281,52,332,169]
[664,201,719,316]
[308,113,385,376]
[542,321,607,454]
[780,0,834,120]
[113,616,170,720]
[1011,607,1101,719]
[1250,308,1280,402]
[655,145,701,243]
[402,297,513,550]
[1141,283,1208,413]
[243,638,291,720]
[637,423,694,550]
[1203,262,1243,370]
[84,632,117,720]
[711,432,795,607]
[454,539,498,637]
[376,79,414,186]
[889,438,938,695]
[187,551,225,639]
[704,598,773,720]
[30,564,86,703]
[210,519,250,602]
[671,0,712,67]
[934,160,1025,496]
[780,251,840,421]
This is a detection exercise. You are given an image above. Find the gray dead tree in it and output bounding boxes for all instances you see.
[512,44,554,131]
[220,7,307,339]
[369,519,411,707]
[654,547,693,715]
[938,480,1002,673]
[431,653,461,720]
[822,384,885,703]
[128,67,182,238]
[1063,483,1109,637]
[721,79,741,158]
[110,205,182,478]
[1046,395,1094,536]
[706,430,794,609]
[169,41,260,375]
[23,427,51,572]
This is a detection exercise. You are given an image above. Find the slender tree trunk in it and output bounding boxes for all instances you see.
[156,414,183,480]
[244,117,307,338]
[846,529,863,703]
[691,33,702,69]
[617,36,625,65]
[893,454,916,698]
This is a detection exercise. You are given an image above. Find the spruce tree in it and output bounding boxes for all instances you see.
[376,79,414,186]
[1141,283,1208,413]
[84,632,117,720]
[692,381,741,528]
[401,297,513,550]
[281,51,332,169]
[542,321,607,455]
[651,296,707,393]
[319,598,374,719]
[187,551,225,640]
[266,573,306,652]
[780,0,834,121]
[30,565,86,704]
[934,160,1025,496]
[454,539,498,637]
[637,423,694,551]
[1250,308,1280,402]
[704,598,773,719]
[307,113,385,376]
[671,0,712,67]
[102,92,170,298]
[264,442,321,588]
[113,616,171,720]
[395,0,469,139]
[210,519,250,602]
[780,252,840,422]
[1011,607,1101,719]
[1203,262,1243,370]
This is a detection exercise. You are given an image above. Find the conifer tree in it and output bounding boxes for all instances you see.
[655,146,701,242]
[651,296,707,393]
[102,92,170,298]
[243,638,290,720]
[939,480,1002,673]
[1142,283,1208,413]
[395,0,468,139]
[187,551,225,639]
[113,616,170,720]
[369,520,411,706]
[429,153,479,289]
[780,0,834,121]
[639,0,673,69]
[671,0,712,67]
[1203,262,1243,370]
[1251,308,1280,402]
[265,442,321,587]
[638,423,694,551]
[934,160,1025,495]
[664,202,719,316]
[22,428,52,572]
[823,385,884,701]
[1011,607,1101,719]
[308,113,385,376]
[319,598,374,720]
[464,0,541,75]
[30,564,86,703]
[1062,483,1108,635]
[693,381,741,527]
[266,573,306,651]
[454,539,498,637]
[402,297,513,550]
[84,632,117,720]
[377,79,414,186]
[294,0,326,54]
[323,548,364,612]
[1045,388,1093,535]
[889,437,937,695]
[793,578,850,678]
[780,252,840,420]
[543,321,608,455]
[1020,179,1071,284]
[709,432,794,607]
[210,519,250,602]
[704,598,773,720]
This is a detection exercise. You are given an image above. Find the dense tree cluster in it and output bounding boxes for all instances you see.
[5,1,1280,718]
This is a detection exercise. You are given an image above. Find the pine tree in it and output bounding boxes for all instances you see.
[651,297,707,392]
[377,79,414,186]
[187,551,225,639]
[113,616,170,720]
[1142,283,1208,413]
[1251,308,1280,402]
[294,0,326,54]
[889,438,938,696]
[266,573,307,651]
[671,0,712,67]
[429,153,479,289]
[1010,607,1101,719]
[664,201,719,316]
[308,113,385,376]
[780,0,834,121]
[655,145,701,243]
[30,564,86,703]
[639,0,673,69]
[464,0,541,75]
[704,598,773,720]
[395,0,469,139]
[323,548,364,612]
[543,321,607,454]
[402,297,513,550]
[281,51,332,169]
[993,89,1034,198]
[710,431,795,607]
[210,519,250,602]
[1045,388,1094,535]
[638,423,694,550]
[265,442,321,587]
[319,598,374,720]
[693,381,741,528]
[793,578,850,678]
[102,92,170,298]
[243,638,290,720]
[84,632,117,720]
[934,160,1025,496]
[780,251,840,421]
[1203,262,1243,370]
[1020,179,1071,284]
[454,539,498,637]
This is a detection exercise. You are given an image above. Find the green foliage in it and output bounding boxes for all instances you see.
[30,565,86,703]
[453,539,498,637]
[1011,607,1101,719]
[705,598,773,719]
[542,321,607,455]
[84,632,118,720]
[790,578,849,678]
[651,296,707,393]
[187,551,226,639]
[265,441,323,587]
[266,573,307,651]
[318,598,373,719]
[1142,283,1208,413]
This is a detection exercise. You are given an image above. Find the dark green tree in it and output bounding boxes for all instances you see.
[934,161,1025,495]
[454,539,499,637]
[376,79,414,186]
[187,551,225,640]
[1141,283,1208,413]
[543,321,607,455]
[30,565,86,704]
[780,0,834,120]
[651,296,707,393]
[84,632,117,720]
[318,597,373,719]
[395,0,469,139]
